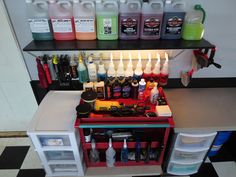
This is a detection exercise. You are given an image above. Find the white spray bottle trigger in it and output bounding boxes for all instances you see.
[144,53,152,74]
[153,53,161,74]
[161,52,169,75]
[123,139,127,149]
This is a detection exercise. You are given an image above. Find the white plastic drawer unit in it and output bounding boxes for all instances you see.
[50,164,78,173]
[44,151,75,161]
[167,161,202,175]
[171,148,208,163]
[37,135,71,147]
[175,132,217,150]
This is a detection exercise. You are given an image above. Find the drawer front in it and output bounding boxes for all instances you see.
[44,150,75,161]
[175,132,216,150]
[167,161,202,175]
[171,148,208,163]
[37,135,71,147]
[49,164,78,173]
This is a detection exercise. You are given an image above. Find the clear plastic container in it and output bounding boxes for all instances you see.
[175,132,216,150]
[49,0,75,40]
[140,0,163,40]
[167,160,202,175]
[25,0,53,40]
[96,0,119,40]
[50,164,78,173]
[37,135,71,147]
[73,0,96,40]
[171,148,208,163]
[44,150,75,161]
[119,0,141,40]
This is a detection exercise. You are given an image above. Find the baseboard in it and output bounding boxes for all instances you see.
[0,131,27,138]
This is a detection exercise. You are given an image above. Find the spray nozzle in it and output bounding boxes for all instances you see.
[109,138,113,148]
[144,53,152,74]
[123,138,127,149]
[119,52,124,67]
[137,52,142,67]
[165,52,169,62]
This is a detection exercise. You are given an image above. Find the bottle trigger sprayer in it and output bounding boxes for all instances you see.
[117,52,125,78]
[143,53,152,81]
[107,53,116,78]
[159,52,169,86]
[134,52,143,81]
[125,52,134,78]
[152,53,161,82]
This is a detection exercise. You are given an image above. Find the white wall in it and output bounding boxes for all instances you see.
[4,0,236,79]
[0,0,37,131]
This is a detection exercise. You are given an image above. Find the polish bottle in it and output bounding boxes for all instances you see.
[131,79,139,99]
[143,53,152,81]
[133,52,143,81]
[112,79,122,99]
[106,138,116,167]
[159,52,169,86]
[117,52,126,86]
[106,53,117,99]
[138,78,146,100]
[97,54,107,81]
[83,81,94,92]
[94,81,105,99]
[121,139,129,163]
[150,83,159,104]
[87,55,97,82]
[122,78,131,98]
[152,53,161,82]
[78,54,89,83]
[70,54,78,79]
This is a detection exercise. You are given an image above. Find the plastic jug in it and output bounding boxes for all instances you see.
[182,4,205,40]
[25,0,53,40]
[161,0,186,39]
[96,0,119,40]
[140,0,163,40]
[49,0,75,40]
[119,0,141,40]
[73,0,96,40]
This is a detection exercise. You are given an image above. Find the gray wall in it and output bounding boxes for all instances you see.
[4,0,236,80]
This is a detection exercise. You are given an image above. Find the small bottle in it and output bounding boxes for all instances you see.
[78,54,89,83]
[52,55,59,79]
[152,53,161,82]
[146,78,156,90]
[138,78,146,100]
[70,54,78,79]
[112,79,122,99]
[84,128,91,143]
[106,138,116,167]
[133,52,143,81]
[122,78,132,98]
[159,52,169,86]
[94,81,105,99]
[125,53,134,79]
[131,79,139,99]
[90,139,100,163]
[121,139,129,163]
[87,55,97,82]
[105,78,113,100]
[143,53,152,81]
[150,83,159,104]
[117,52,126,85]
[97,54,107,81]
[83,81,94,92]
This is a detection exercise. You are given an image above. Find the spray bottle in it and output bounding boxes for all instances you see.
[90,139,100,163]
[150,83,159,104]
[121,139,129,163]
[106,138,116,167]
[117,52,125,84]
[143,53,152,81]
[106,53,116,99]
[133,52,143,81]
[152,53,161,82]
[78,54,89,83]
[138,78,146,100]
[159,52,169,86]
[87,55,97,82]
[125,53,134,79]
[97,54,107,81]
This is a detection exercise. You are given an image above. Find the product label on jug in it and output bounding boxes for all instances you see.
[74,18,95,33]
[103,18,112,34]
[51,19,73,33]
[143,17,160,35]
[28,19,50,33]
[165,16,183,34]
[121,18,138,35]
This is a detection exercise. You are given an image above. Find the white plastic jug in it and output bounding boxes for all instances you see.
[49,0,75,40]
[119,0,141,40]
[140,0,163,40]
[73,0,96,40]
[25,0,53,40]
[161,0,186,39]
[96,0,119,40]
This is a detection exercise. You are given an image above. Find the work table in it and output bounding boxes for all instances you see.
[165,88,236,133]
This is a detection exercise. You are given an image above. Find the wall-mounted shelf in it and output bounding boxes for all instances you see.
[23,38,215,51]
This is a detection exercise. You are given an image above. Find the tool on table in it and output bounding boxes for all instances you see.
[36,57,48,89]
[42,55,52,84]
[94,100,120,112]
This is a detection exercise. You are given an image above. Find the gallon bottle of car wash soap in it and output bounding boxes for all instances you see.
[73,0,96,40]
[140,0,163,40]
[161,0,186,39]
[49,0,75,40]
[25,0,53,40]
[119,0,141,40]
[96,0,119,40]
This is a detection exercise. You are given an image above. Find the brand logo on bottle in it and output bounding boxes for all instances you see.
[121,18,138,35]
[143,18,160,35]
[167,16,183,27]
[165,16,183,34]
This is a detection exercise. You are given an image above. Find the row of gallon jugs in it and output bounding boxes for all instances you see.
[26,0,203,41]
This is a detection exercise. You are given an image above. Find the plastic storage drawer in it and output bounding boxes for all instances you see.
[44,151,75,161]
[49,164,78,173]
[37,135,71,147]
[167,160,202,175]
[175,132,216,150]
[171,148,208,163]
